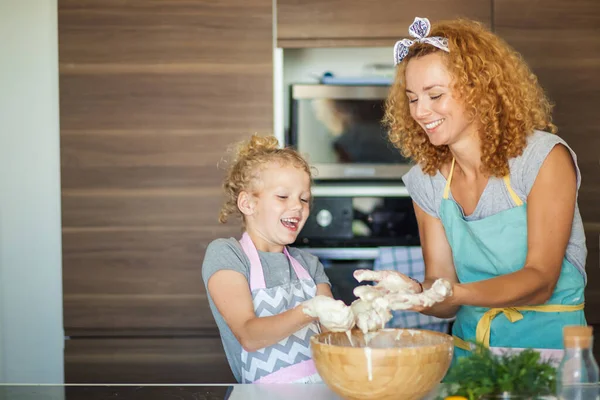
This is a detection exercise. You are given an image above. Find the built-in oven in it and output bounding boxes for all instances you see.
[287,82,420,305]
[294,185,420,305]
[306,247,379,306]
[287,82,451,331]
[288,84,412,182]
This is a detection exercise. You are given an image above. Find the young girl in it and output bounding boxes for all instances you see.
[202,134,353,384]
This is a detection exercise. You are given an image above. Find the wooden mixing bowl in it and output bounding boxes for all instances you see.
[310,329,453,400]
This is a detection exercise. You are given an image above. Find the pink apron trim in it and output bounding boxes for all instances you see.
[240,232,266,290]
[284,247,311,280]
[240,232,311,290]
[254,359,318,384]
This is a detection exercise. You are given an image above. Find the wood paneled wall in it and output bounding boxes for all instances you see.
[277,0,492,47]
[494,0,600,322]
[59,0,273,382]
[59,0,599,383]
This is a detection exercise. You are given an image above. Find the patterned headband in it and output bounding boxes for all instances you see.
[393,17,449,65]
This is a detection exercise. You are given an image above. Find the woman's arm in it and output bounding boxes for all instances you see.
[451,144,577,308]
[208,270,317,352]
[413,201,461,318]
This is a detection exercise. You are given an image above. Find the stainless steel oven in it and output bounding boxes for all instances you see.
[296,185,419,249]
[304,247,380,306]
[288,84,413,182]
[296,185,420,305]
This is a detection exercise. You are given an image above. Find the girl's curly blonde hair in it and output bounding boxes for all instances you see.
[218,134,312,224]
[385,19,557,176]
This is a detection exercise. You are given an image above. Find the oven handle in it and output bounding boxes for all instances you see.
[311,185,409,197]
[301,247,380,261]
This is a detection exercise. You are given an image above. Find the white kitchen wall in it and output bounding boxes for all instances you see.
[273,47,394,143]
[0,0,64,383]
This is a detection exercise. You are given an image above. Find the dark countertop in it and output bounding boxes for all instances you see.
[0,385,234,400]
[0,384,344,400]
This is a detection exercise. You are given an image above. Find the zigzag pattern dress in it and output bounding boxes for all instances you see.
[239,233,323,383]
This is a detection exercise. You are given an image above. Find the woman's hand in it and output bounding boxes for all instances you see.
[353,269,422,294]
[353,269,453,314]
[350,298,392,334]
[385,278,453,311]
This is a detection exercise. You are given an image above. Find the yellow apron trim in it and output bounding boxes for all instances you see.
[453,335,473,351]
[443,158,456,200]
[503,175,524,207]
[443,159,523,207]
[454,303,585,349]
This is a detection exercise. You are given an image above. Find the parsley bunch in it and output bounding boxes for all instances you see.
[442,346,557,400]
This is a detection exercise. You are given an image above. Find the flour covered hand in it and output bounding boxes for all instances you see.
[302,295,355,332]
[350,297,392,334]
[353,269,421,294]
[352,269,453,329]
[386,278,453,310]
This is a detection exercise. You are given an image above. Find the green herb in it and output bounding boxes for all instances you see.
[441,345,557,400]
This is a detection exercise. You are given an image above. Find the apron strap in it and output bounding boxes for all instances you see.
[443,158,456,200]
[240,232,313,290]
[283,247,312,281]
[453,335,474,351]
[240,232,267,290]
[443,158,524,208]
[473,303,585,348]
[502,175,524,207]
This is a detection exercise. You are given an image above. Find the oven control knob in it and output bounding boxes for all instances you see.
[315,209,333,227]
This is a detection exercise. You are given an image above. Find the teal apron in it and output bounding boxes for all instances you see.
[439,159,585,362]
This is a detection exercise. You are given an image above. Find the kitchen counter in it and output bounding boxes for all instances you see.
[0,384,345,400]
[0,383,443,400]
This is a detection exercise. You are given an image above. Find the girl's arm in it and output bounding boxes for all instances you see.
[315,282,335,332]
[316,282,334,297]
[450,144,577,308]
[208,270,321,352]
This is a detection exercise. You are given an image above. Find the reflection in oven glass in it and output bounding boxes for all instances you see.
[321,259,374,306]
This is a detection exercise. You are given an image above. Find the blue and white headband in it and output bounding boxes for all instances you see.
[393,17,449,65]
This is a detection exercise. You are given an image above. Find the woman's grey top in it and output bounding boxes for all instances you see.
[402,130,587,280]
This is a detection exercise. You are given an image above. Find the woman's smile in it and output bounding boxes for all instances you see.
[424,118,445,133]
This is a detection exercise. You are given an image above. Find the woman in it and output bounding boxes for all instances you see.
[370,17,587,361]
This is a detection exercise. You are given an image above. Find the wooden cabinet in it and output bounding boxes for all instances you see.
[58,0,599,383]
[59,0,272,383]
[64,338,235,383]
[494,0,600,322]
[277,0,492,47]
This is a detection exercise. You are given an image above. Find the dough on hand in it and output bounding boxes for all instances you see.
[353,284,386,302]
[377,278,453,310]
[351,275,453,332]
[353,270,418,293]
[350,298,392,334]
[302,295,356,332]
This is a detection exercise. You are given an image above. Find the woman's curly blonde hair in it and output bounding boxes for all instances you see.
[385,19,557,176]
[218,134,312,224]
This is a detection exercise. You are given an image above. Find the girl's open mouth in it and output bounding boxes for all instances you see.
[281,217,299,231]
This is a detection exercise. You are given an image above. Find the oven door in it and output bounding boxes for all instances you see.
[296,185,420,248]
[302,247,379,306]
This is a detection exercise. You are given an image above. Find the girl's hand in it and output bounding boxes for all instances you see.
[302,295,355,332]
